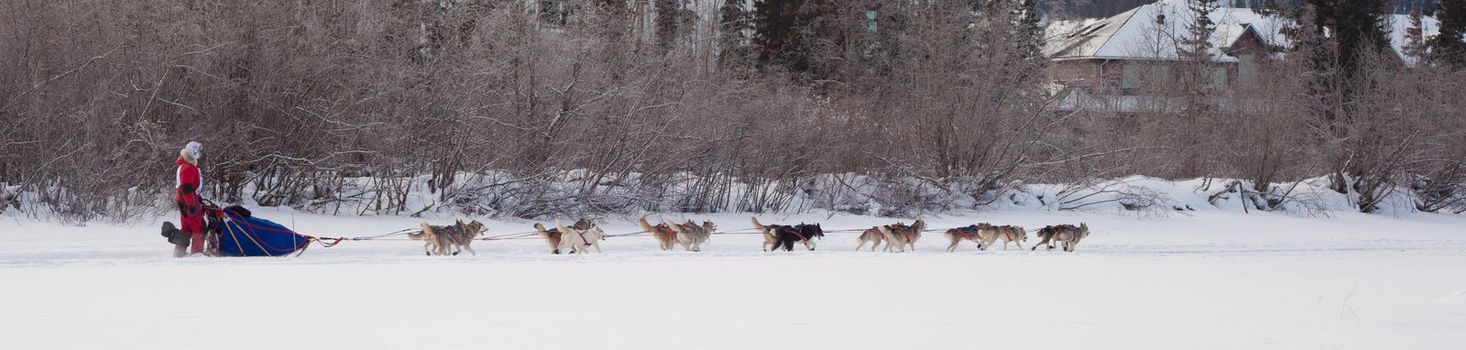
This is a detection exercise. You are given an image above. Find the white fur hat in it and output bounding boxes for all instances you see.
[185,141,202,159]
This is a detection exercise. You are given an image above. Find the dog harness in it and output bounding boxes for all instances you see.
[655,226,676,238]
[783,226,807,241]
[951,227,978,239]
[442,225,465,246]
[575,230,592,246]
[888,225,913,242]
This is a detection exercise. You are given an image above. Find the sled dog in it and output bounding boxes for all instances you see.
[752,217,777,251]
[943,225,982,252]
[668,219,716,252]
[414,220,487,256]
[556,219,606,254]
[877,219,925,252]
[639,217,679,251]
[407,224,444,256]
[751,218,824,251]
[975,224,1025,251]
[534,219,594,254]
[1032,223,1089,252]
[856,227,885,252]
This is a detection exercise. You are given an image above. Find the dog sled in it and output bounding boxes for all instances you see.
[161,201,314,257]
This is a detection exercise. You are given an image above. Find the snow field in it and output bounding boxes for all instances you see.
[2,210,1465,349]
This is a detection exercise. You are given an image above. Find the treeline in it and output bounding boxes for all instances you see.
[0,0,1463,222]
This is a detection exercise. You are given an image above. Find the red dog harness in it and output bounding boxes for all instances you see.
[655,226,676,239]
[785,226,807,241]
[887,225,912,242]
[575,230,591,246]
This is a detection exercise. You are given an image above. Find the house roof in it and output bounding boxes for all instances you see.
[1045,0,1442,65]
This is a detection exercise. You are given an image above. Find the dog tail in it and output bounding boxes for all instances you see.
[419,222,435,237]
[533,223,549,235]
[638,217,657,232]
[664,220,688,234]
[556,220,571,235]
[750,217,765,230]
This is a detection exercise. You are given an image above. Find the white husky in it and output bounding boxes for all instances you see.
[556,219,606,254]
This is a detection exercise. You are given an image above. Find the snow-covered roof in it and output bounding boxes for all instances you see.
[1046,0,1286,63]
[1046,0,1441,65]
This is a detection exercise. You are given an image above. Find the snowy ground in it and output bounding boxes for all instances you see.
[3,209,1465,349]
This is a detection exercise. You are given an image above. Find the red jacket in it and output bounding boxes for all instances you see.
[176,156,201,198]
[175,155,203,234]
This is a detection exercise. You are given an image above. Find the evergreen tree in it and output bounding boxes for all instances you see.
[655,0,681,53]
[1016,0,1044,62]
[1305,0,1391,75]
[719,0,754,74]
[1404,9,1428,62]
[1436,0,1466,68]
[751,0,838,76]
[1276,4,1332,119]
[1177,0,1221,178]
[1180,0,1220,62]
[753,0,800,69]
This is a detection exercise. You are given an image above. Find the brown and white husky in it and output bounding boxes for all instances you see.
[942,225,982,253]
[976,224,1026,251]
[556,219,606,254]
[1033,223,1090,252]
[412,220,487,256]
[639,217,679,251]
[534,219,593,254]
[856,227,885,252]
[751,217,778,251]
[877,219,925,252]
[405,228,443,256]
[668,219,716,252]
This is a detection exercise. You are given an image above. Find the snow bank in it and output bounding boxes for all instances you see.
[3,171,1456,224]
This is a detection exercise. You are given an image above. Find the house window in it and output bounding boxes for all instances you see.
[1238,54,1255,84]
[1212,66,1228,88]
[865,10,878,33]
[1122,64,1141,89]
